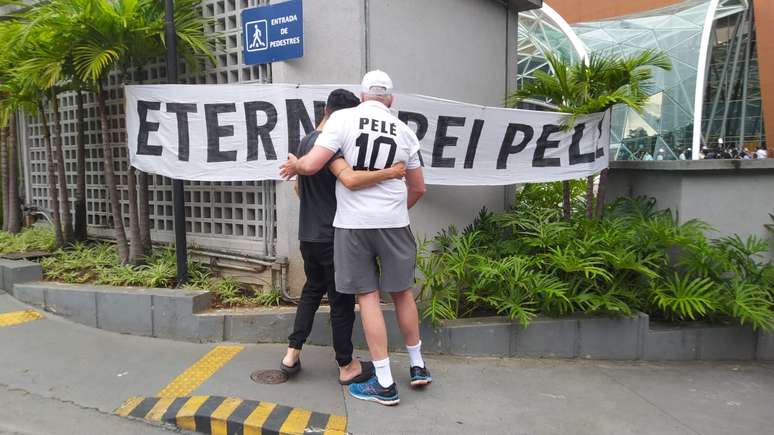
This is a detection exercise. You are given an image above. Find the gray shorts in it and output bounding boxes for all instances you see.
[333,227,417,294]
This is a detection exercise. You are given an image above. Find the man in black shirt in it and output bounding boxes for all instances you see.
[281,89,406,384]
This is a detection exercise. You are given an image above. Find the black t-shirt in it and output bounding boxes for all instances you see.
[294,131,337,242]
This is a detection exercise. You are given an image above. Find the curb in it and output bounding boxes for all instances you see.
[2,259,772,360]
[115,395,347,435]
[12,281,214,341]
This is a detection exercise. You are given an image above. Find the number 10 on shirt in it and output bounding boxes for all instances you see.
[353,133,398,171]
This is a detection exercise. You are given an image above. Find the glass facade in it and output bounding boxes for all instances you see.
[517,0,764,160]
[517,6,583,93]
[703,5,766,153]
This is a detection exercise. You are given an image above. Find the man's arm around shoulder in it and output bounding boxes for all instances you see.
[329,158,406,190]
[279,145,335,179]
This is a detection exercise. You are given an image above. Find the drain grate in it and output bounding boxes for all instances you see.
[250,369,288,384]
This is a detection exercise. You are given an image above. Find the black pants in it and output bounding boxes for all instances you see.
[288,241,355,367]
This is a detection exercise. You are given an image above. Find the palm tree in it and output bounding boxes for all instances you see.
[25,0,98,242]
[72,0,213,264]
[9,1,85,243]
[133,0,216,257]
[508,49,672,219]
[0,19,62,238]
[5,111,21,233]
[1,125,7,230]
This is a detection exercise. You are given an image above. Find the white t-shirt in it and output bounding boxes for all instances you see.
[316,100,422,229]
[756,149,767,159]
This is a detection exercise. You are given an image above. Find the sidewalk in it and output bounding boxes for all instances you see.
[1,293,773,435]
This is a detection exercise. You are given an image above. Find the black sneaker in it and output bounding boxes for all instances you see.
[410,365,432,387]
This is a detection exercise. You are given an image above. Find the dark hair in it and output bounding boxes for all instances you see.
[326,89,360,114]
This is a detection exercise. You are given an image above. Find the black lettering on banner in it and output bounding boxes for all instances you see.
[431,116,465,168]
[533,124,562,167]
[596,116,605,158]
[165,103,197,161]
[205,103,237,163]
[463,119,484,169]
[496,123,534,169]
[136,100,162,156]
[569,123,595,164]
[244,101,278,160]
[398,111,428,140]
[398,111,428,166]
[286,99,316,152]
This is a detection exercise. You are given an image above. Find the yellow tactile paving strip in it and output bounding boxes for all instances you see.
[0,310,43,327]
[115,395,348,435]
[156,345,243,398]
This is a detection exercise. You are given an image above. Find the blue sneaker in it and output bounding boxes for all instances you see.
[410,366,432,387]
[348,375,400,406]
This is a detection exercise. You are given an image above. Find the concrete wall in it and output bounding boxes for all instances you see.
[273,0,517,294]
[367,0,513,237]
[607,160,774,260]
[272,0,367,294]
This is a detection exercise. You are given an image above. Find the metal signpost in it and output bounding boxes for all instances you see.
[165,0,188,285]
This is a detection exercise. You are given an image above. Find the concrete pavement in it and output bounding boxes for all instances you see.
[0,385,184,435]
[1,293,773,435]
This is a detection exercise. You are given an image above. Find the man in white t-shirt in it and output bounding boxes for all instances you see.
[280,70,430,406]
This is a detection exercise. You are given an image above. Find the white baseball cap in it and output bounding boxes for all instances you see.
[361,70,393,95]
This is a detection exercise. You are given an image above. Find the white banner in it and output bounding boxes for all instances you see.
[126,84,610,185]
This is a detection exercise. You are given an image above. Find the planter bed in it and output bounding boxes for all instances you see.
[2,259,771,360]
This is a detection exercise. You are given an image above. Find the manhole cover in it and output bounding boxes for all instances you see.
[250,369,288,384]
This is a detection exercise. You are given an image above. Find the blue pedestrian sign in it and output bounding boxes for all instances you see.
[242,0,304,65]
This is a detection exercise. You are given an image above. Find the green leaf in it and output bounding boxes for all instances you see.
[652,274,718,321]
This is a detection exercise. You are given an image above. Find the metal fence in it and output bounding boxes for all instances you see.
[21,0,277,257]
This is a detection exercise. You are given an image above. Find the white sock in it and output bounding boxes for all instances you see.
[373,357,394,388]
[406,341,425,368]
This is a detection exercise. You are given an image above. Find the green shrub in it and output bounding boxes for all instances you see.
[39,242,280,308]
[0,226,57,254]
[255,289,282,307]
[418,190,774,330]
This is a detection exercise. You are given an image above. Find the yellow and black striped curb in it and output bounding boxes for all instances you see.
[115,395,347,435]
[0,309,43,327]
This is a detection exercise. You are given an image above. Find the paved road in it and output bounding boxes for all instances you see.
[0,385,185,435]
[1,293,773,435]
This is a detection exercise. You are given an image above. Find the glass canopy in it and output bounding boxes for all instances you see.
[517,0,762,160]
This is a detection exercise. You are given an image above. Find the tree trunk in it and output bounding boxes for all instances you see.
[562,180,571,222]
[74,89,88,241]
[96,88,129,263]
[50,92,74,243]
[585,175,595,220]
[7,112,22,233]
[1,126,8,231]
[594,169,609,219]
[138,170,152,255]
[39,101,65,247]
[127,166,143,265]
[131,66,153,256]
